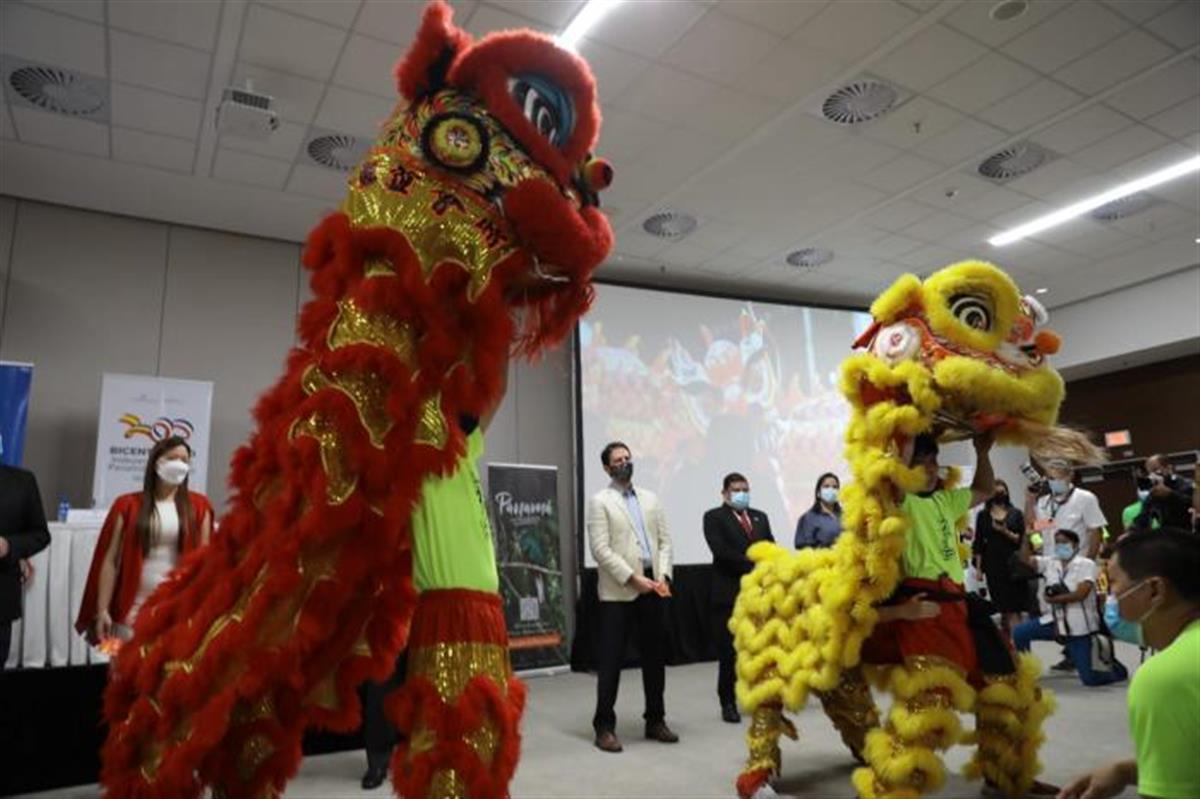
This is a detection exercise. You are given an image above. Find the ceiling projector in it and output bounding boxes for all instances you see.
[216,85,279,139]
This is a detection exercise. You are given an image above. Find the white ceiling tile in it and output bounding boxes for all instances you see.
[939,222,1003,251]
[1144,2,1199,50]
[488,0,585,27]
[220,120,307,162]
[287,162,350,200]
[232,62,326,124]
[111,126,195,172]
[862,199,936,232]
[1145,96,1200,139]
[658,240,720,269]
[717,0,830,38]
[591,109,672,170]
[314,86,397,137]
[241,3,348,80]
[10,106,108,155]
[613,64,718,124]
[1111,141,1195,181]
[259,0,363,29]
[872,23,988,93]
[575,38,652,105]
[731,39,847,106]
[1005,157,1097,199]
[1101,0,1177,24]
[356,0,452,45]
[976,79,1082,133]
[896,243,966,270]
[677,218,751,254]
[954,185,1038,222]
[585,0,708,61]
[611,229,672,259]
[1054,29,1174,95]
[20,0,104,24]
[608,132,729,208]
[911,174,999,211]
[108,0,221,51]
[1031,104,1134,153]
[790,0,918,64]
[0,100,14,139]
[1107,199,1195,238]
[944,0,1067,48]
[1147,175,1199,209]
[819,136,903,181]
[686,84,778,141]
[860,232,925,258]
[1105,59,1200,121]
[110,83,203,140]
[334,34,401,99]
[110,30,211,99]
[1005,1,1130,74]
[860,96,964,150]
[662,10,780,84]
[0,2,106,76]
[902,209,975,243]
[926,52,1040,116]
[912,117,1009,167]
[1071,123,1172,172]
[213,147,291,190]
[465,4,553,36]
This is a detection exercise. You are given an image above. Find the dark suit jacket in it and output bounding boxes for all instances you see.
[0,465,50,622]
[704,504,774,609]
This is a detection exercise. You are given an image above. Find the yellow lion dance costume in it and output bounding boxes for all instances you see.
[732,260,1102,799]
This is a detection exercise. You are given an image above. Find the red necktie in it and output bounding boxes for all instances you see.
[737,510,752,536]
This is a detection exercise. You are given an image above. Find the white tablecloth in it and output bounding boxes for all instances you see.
[6,521,108,668]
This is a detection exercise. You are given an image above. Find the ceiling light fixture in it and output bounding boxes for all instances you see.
[557,0,624,52]
[989,155,1200,246]
[1035,287,1048,294]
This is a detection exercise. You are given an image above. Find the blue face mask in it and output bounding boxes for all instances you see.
[729,490,750,511]
[1049,479,1070,496]
[1055,543,1075,561]
[1136,489,1150,502]
[819,486,839,505]
[1104,594,1143,646]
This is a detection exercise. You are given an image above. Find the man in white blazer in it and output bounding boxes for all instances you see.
[587,441,678,753]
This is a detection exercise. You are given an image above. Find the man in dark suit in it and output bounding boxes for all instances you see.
[1,463,50,668]
[703,472,774,723]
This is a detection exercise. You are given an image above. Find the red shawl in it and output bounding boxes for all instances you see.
[74,491,213,638]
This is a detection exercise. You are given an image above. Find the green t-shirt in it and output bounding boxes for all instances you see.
[1129,620,1200,799]
[411,428,499,593]
[1122,500,1160,532]
[901,487,972,583]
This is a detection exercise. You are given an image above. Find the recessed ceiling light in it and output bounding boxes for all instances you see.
[1035,287,1048,295]
[557,0,624,52]
[786,248,834,268]
[990,1,1029,22]
[990,155,1200,246]
[642,210,698,239]
[818,77,909,126]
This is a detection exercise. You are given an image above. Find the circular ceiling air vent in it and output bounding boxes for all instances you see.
[977,141,1051,182]
[1091,192,1157,221]
[990,0,1029,22]
[306,133,367,171]
[786,248,834,268]
[642,210,698,239]
[9,65,104,116]
[821,80,900,126]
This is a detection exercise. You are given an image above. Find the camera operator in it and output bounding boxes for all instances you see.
[1011,529,1127,687]
[1143,454,1194,530]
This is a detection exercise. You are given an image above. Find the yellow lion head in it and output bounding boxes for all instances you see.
[853,260,1070,448]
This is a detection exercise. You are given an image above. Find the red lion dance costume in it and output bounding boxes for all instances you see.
[96,4,611,797]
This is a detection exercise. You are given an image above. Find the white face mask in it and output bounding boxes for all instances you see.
[156,458,190,486]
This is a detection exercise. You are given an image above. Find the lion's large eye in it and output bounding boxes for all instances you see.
[509,75,573,148]
[949,294,992,331]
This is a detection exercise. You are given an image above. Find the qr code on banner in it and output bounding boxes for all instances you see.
[519,597,540,622]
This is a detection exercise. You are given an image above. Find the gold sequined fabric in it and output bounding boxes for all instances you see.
[302,365,394,449]
[815,667,879,756]
[745,705,788,775]
[289,412,357,505]
[327,298,416,365]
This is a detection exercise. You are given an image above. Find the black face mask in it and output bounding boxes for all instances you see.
[611,462,633,482]
[994,493,1009,505]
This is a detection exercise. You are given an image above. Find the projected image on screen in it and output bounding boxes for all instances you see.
[579,284,873,566]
